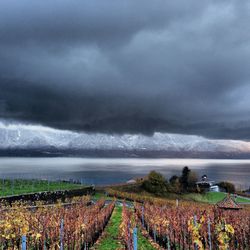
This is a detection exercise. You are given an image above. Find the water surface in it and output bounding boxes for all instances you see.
[0,158,249,189]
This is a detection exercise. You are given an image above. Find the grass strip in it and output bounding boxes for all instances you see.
[93,206,123,250]
[137,229,157,250]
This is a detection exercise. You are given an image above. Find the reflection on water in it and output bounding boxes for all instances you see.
[0,157,249,189]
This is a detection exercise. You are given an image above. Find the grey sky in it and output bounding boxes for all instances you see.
[0,0,250,139]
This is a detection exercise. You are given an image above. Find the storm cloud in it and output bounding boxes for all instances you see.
[1,0,250,139]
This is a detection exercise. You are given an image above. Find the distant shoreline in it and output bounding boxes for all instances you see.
[1,148,250,159]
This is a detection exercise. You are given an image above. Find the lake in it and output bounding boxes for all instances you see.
[0,157,249,189]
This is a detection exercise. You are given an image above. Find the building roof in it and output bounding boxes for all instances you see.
[216,194,242,210]
[126,179,136,184]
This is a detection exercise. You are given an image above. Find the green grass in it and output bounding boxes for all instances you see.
[92,192,108,200]
[94,206,123,250]
[0,179,83,197]
[183,192,250,203]
[236,196,250,203]
[92,192,133,205]
[138,230,156,250]
[94,205,156,250]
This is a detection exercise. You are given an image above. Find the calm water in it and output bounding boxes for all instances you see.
[0,157,249,189]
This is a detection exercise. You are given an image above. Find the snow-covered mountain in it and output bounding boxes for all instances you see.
[1,121,250,154]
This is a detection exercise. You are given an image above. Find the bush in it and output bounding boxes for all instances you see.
[218,181,235,193]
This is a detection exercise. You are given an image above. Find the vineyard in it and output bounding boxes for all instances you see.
[0,197,114,249]
[134,202,250,249]
[0,193,249,249]
[120,203,137,249]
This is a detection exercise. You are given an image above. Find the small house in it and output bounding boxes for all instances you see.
[196,175,219,192]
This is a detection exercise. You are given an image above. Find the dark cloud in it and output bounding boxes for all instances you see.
[0,0,250,139]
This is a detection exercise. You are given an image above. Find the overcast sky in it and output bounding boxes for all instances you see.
[0,0,250,140]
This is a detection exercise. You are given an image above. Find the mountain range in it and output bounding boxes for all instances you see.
[1,121,250,158]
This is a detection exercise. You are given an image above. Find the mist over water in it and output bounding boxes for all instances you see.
[0,158,249,189]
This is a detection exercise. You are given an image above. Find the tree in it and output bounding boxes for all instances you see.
[180,166,198,192]
[187,171,198,192]
[218,181,235,193]
[188,171,198,187]
[142,171,168,195]
[169,175,179,185]
[180,166,191,191]
[169,175,181,193]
